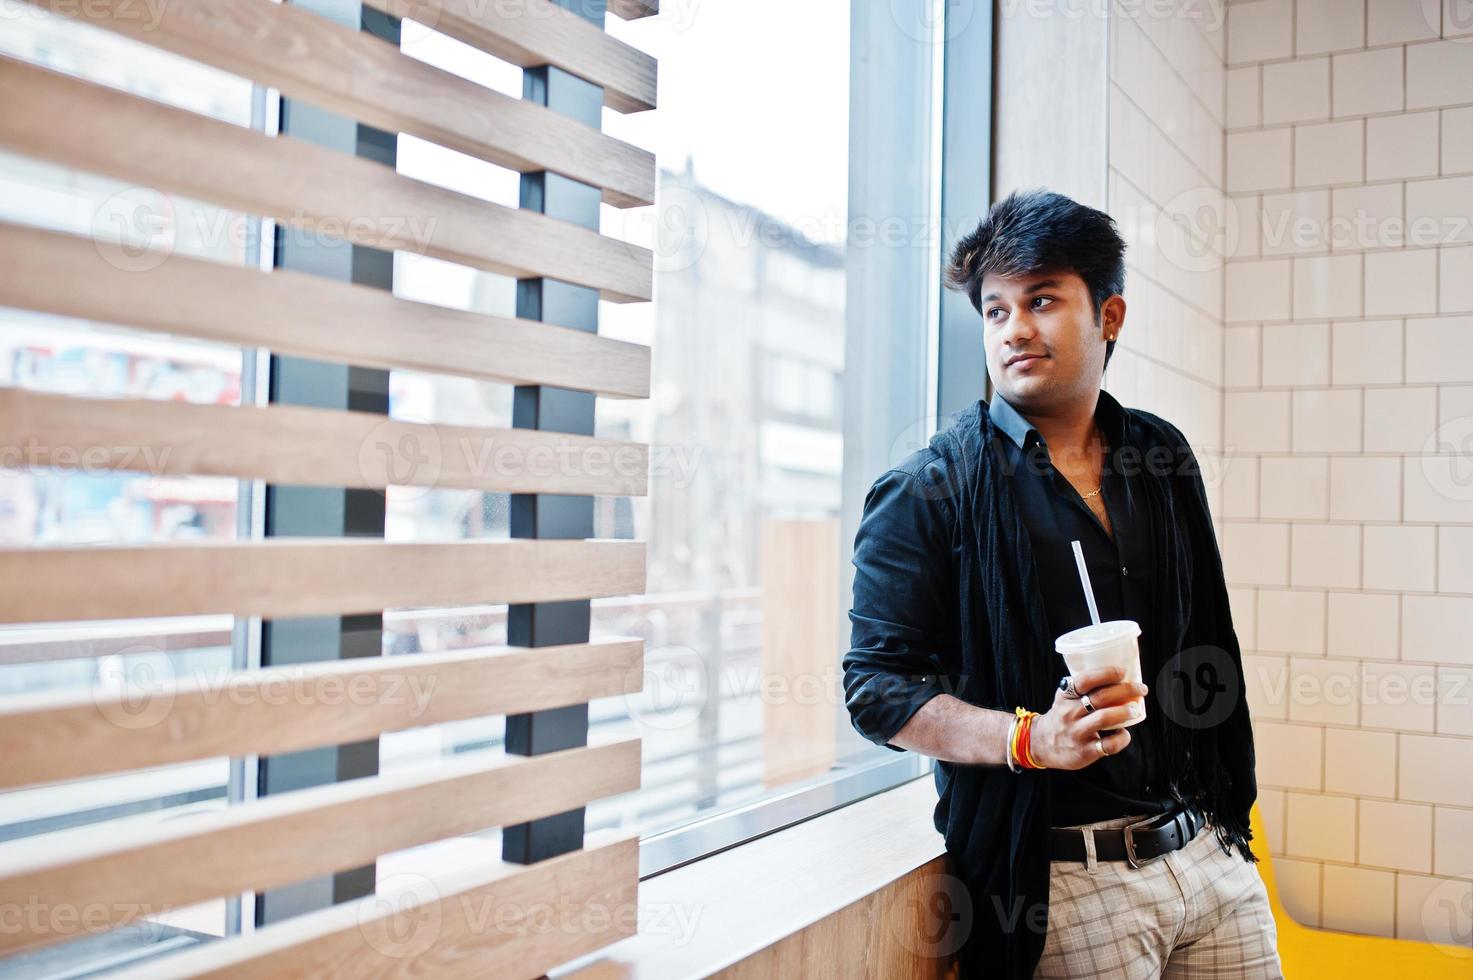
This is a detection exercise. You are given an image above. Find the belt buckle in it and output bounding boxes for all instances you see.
[1122,811,1173,869]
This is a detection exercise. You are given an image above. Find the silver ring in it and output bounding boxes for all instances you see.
[1097,735,1108,756]
[1059,675,1079,699]
[1080,692,1095,714]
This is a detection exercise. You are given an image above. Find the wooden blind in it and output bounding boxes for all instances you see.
[0,0,657,973]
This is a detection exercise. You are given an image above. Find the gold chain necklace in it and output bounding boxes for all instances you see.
[1079,486,1103,499]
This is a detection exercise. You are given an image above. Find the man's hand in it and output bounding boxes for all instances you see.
[1028,665,1147,770]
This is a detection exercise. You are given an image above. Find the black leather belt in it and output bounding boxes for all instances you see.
[1049,805,1203,869]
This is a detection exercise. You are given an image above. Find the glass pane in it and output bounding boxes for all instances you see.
[0,5,253,968]
[376,0,937,859]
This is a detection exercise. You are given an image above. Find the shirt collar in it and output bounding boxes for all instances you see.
[988,388,1129,452]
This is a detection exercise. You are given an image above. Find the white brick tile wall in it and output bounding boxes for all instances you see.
[1330,183,1403,251]
[1329,455,1402,521]
[1257,720,1324,789]
[1402,595,1473,665]
[1406,177,1473,247]
[1364,250,1439,317]
[1228,194,1262,260]
[1295,120,1365,187]
[1325,726,1397,796]
[1227,128,1293,193]
[1327,591,1401,660]
[1292,253,1363,319]
[1226,389,1291,452]
[1175,0,1473,944]
[1286,791,1358,859]
[1439,245,1473,313]
[1261,189,1330,255]
[1227,0,1293,64]
[1332,47,1404,118]
[1330,318,1402,384]
[1395,872,1473,943]
[1323,865,1396,933]
[1364,525,1439,592]
[1406,316,1473,382]
[1224,323,1262,385]
[1445,0,1473,40]
[1367,0,1440,44]
[1290,522,1362,587]
[1404,455,1473,522]
[1224,520,1291,585]
[1364,386,1437,451]
[1399,733,1473,805]
[1223,452,1259,517]
[1260,455,1329,519]
[1444,106,1473,174]
[1366,112,1440,180]
[1433,806,1473,875]
[1437,667,1473,736]
[1227,65,1261,129]
[1440,384,1473,426]
[1227,258,1292,321]
[1292,387,1362,452]
[1244,652,1289,719]
[1257,587,1327,653]
[1295,0,1365,55]
[1290,656,1360,724]
[1276,857,1322,925]
[1264,57,1330,125]
[1360,653,1432,719]
[1439,525,1473,593]
[1261,321,1330,385]
[1407,40,1473,110]
[1359,799,1433,871]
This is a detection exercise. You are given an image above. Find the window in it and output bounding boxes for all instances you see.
[0,0,259,963]
[0,3,983,973]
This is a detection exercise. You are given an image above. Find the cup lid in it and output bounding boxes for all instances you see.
[1054,619,1141,655]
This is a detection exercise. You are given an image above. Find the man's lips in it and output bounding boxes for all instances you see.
[1007,354,1045,367]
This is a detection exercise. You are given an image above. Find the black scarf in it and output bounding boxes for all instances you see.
[930,398,1259,979]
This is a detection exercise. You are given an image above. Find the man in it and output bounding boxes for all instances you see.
[842,190,1281,978]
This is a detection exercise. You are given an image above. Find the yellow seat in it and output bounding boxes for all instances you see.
[1248,802,1473,977]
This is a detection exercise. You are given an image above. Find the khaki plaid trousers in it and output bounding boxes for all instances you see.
[1033,812,1284,979]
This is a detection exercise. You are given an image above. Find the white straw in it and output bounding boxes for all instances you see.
[1071,539,1101,625]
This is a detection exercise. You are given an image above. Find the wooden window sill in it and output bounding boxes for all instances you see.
[551,773,945,979]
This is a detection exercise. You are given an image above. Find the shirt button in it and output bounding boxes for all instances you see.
[1121,564,1129,576]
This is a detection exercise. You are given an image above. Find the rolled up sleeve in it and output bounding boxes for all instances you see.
[843,464,957,752]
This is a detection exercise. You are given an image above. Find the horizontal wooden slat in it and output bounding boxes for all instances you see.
[0,638,643,788]
[0,388,649,496]
[0,617,232,666]
[608,0,657,20]
[0,736,641,954]
[363,0,656,113]
[24,0,654,205]
[108,832,640,979]
[0,57,653,302]
[0,223,650,399]
[0,539,646,624]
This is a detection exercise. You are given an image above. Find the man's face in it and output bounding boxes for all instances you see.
[977,268,1122,407]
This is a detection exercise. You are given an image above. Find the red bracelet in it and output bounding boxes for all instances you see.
[1012,708,1045,770]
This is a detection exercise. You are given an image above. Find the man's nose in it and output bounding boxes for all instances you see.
[999,309,1037,345]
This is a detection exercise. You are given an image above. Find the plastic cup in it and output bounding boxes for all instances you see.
[1055,620,1146,728]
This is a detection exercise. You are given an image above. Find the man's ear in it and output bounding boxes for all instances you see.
[1100,294,1126,341]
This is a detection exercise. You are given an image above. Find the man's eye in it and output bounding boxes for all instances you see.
[1034,296,1054,309]
[986,307,1004,320]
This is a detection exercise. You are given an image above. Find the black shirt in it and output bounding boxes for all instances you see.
[843,394,1262,979]
[987,390,1176,826]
